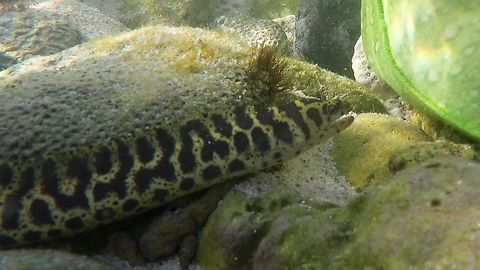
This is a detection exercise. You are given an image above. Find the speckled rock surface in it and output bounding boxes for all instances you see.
[0,249,116,269]
[351,35,396,99]
[31,0,129,41]
[0,7,81,70]
[294,0,361,78]
[0,25,266,160]
[330,113,432,190]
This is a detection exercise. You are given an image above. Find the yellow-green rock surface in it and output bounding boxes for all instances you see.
[197,156,480,269]
[330,113,431,190]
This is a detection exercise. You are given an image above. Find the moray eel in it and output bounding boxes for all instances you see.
[0,98,353,248]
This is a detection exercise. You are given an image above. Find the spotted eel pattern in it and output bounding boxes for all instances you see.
[0,99,353,248]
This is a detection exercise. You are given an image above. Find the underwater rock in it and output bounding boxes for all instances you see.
[31,0,129,41]
[251,157,480,269]
[294,0,361,78]
[351,35,396,99]
[242,0,299,19]
[106,232,147,267]
[121,0,300,29]
[330,113,432,190]
[285,57,388,114]
[388,141,480,173]
[196,187,337,269]
[138,180,238,265]
[361,0,480,141]
[199,156,480,269]
[0,7,81,70]
[333,156,480,269]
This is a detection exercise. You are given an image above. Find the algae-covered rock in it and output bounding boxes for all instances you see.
[252,202,351,269]
[388,141,480,173]
[406,106,479,144]
[121,0,300,29]
[196,187,336,269]
[330,113,432,190]
[332,156,480,269]
[0,8,81,70]
[257,156,480,269]
[286,58,387,114]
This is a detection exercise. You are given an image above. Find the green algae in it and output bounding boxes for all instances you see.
[334,157,480,269]
[285,57,387,114]
[388,141,480,173]
[198,157,480,269]
[196,188,335,269]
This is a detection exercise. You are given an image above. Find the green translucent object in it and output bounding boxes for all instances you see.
[361,0,480,140]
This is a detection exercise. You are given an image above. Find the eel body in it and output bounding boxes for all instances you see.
[0,99,353,248]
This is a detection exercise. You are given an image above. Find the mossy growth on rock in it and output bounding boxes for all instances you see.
[198,157,480,269]
[285,57,387,114]
[332,157,480,269]
[245,47,292,105]
[196,187,337,269]
[388,141,480,173]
